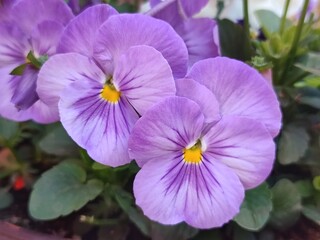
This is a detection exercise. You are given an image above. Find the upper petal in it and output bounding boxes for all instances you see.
[31,20,64,56]
[175,18,219,67]
[37,53,106,115]
[187,57,282,137]
[94,14,188,78]
[12,0,73,35]
[176,78,220,123]
[202,116,276,189]
[114,45,176,115]
[128,97,204,167]
[59,76,139,167]
[58,4,118,56]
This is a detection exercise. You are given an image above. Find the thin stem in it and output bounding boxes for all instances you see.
[279,0,310,84]
[280,0,291,34]
[243,0,250,38]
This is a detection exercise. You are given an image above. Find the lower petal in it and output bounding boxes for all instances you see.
[59,77,139,167]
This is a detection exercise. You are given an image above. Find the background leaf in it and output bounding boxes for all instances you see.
[29,161,103,220]
[0,117,19,142]
[39,125,78,156]
[278,124,310,165]
[234,183,272,231]
[270,179,302,229]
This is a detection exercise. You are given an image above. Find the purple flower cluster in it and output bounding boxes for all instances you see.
[0,0,281,229]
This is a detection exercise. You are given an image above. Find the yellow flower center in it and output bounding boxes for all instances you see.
[183,141,202,164]
[100,84,121,103]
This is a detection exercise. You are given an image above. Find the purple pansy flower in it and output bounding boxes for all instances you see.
[0,0,73,123]
[37,6,188,166]
[147,0,220,66]
[128,57,281,228]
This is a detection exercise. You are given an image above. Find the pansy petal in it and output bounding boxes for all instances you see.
[175,18,219,66]
[202,116,275,189]
[129,97,204,167]
[0,22,29,69]
[94,14,188,78]
[12,0,73,34]
[59,78,139,167]
[147,0,185,27]
[176,78,220,123]
[134,153,244,228]
[0,67,32,121]
[150,0,208,17]
[11,66,38,110]
[31,20,64,56]
[187,57,282,137]
[114,45,175,115]
[183,158,244,228]
[37,53,106,113]
[58,4,118,56]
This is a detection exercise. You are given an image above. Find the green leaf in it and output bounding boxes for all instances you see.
[278,124,310,165]
[232,225,256,240]
[218,19,253,61]
[313,176,320,191]
[234,183,272,231]
[112,187,150,236]
[0,117,19,142]
[29,161,103,220]
[270,179,302,229]
[0,189,13,210]
[302,205,320,224]
[296,52,320,76]
[150,222,198,240]
[295,180,314,198]
[294,76,320,88]
[39,125,78,156]
[10,63,27,76]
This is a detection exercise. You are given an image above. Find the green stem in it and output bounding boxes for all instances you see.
[279,0,310,84]
[280,0,291,34]
[243,0,250,38]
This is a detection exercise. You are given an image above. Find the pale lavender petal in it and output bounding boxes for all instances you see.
[150,0,208,17]
[187,57,282,137]
[58,4,118,56]
[94,14,188,78]
[114,45,175,115]
[11,66,38,110]
[202,116,275,189]
[0,22,29,69]
[0,67,32,121]
[59,78,139,166]
[128,97,204,167]
[175,18,219,66]
[31,20,64,56]
[37,53,106,115]
[176,78,220,123]
[12,0,73,34]
[134,152,244,228]
[147,0,185,27]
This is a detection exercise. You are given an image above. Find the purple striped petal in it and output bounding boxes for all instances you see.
[114,46,175,115]
[175,18,219,66]
[94,14,188,78]
[59,77,139,166]
[58,4,118,56]
[176,78,220,123]
[31,20,64,57]
[202,116,275,189]
[37,53,106,117]
[134,155,244,228]
[187,57,282,137]
[128,97,204,167]
[11,66,38,110]
[0,22,29,69]
[12,0,73,35]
